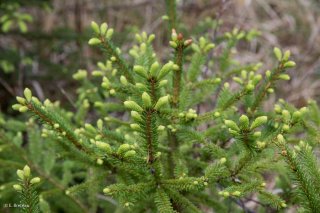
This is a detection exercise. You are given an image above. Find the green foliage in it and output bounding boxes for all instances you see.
[1,1,320,212]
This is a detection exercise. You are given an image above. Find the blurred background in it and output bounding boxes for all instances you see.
[1,0,320,113]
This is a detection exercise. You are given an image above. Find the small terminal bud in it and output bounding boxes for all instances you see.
[100,23,108,35]
[103,188,111,194]
[283,61,296,68]
[88,38,101,45]
[120,75,128,85]
[157,125,165,131]
[19,106,29,113]
[220,157,227,164]
[154,95,169,110]
[277,134,285,144]
[30,177,41,184]
[142,92,152,108]
[133,65,148,78]
[250,116,268,129]
[273,47,282,61]
[124,101,143,112]
[149,61,159,76]
[91,21,100,34]
[13,184,22,191]
[224,120,240,131]
[96,159,103,165]
[23,165,31,178]
[124,150,136,158]
[232,191,241,196]
[239,115,249,129]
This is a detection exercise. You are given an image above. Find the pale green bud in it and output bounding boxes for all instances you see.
[265,70,271,78]
[267,88,274,93]
[245,83,254,91]
[214,112,220,117]
[149,61,159,76]
[277,134,285,144]
[253,74,262,85]
[12,104,22,110]
[106,28,114,39]
[23,165,30,177]
[119,75,128,85]
[159,80,168,87]
[84,123,96,133]
[96,158,103,165]
[124,150,136,158]
[16,96,26,105]
[101,77,110,89]
[130,123,141,131]
[204,43,215,52]
[54,123,60,129]
[250,116,268,129]
[257,141,266,149]
[17,170,24,179]
[283,61,296,68]
[232,191,241,196]
[13,184,22,191]
[142,92,152,107]
[91,21,100,34]
[96,142,112,153]
[103,187,111,194]
[97,119,103,130]
[199,37,206,49]
[24,88,32,102]
[223,191,230,197]
[224,120,240,131]
[110,56,116,62]
[135,83,146,89]
[281,202,287,208]
[88,38,101,45]
[172,64,179,71]
[19,106,29,113]
[100,23,108,35]
[233,77,243,84]
[154,95,169,110]
[169,41,177,48]
[157,125,165,131]
[283,50,291,61]
[282,124,290,132]
[158,61,173,80]
[282,110,291,121]
[274,104,282,113]
[241,70,247,79]
[73,69,87,80]
[220,157,227,164]
[279,74,290,81]
[171,29,177,41]
[299,107,308,115]
[133,65,148,78]
[239,115,249,129]
[131,111,142,122]
[251,129,260,137]
[30,177,41,184]
[110,89,116,95]
[292,111,301,121]
[124,101,143,112]
[148,34,155,43]
[118,144,131,154]
[273,47,282,61]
